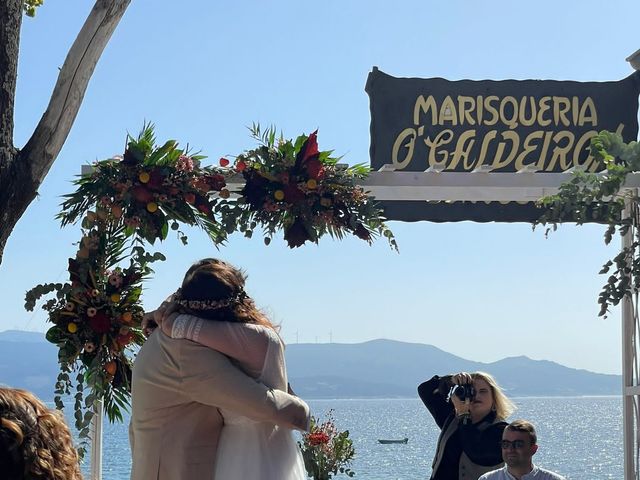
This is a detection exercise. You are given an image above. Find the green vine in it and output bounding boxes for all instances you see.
[536,131,640,317]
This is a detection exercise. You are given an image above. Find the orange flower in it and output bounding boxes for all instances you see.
[111,204,123,218]
[104,361,117,376]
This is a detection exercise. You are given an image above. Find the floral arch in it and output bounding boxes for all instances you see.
[25,124,396,451]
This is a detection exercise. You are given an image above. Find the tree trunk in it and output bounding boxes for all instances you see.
[0,0,23,266]
[0,0,131,266]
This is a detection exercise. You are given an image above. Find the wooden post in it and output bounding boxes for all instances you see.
[622,198,637,479]
[90,399,103,480]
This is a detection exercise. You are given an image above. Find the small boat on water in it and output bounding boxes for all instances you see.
[377,437,408,444]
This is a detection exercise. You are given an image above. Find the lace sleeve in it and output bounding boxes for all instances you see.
[171,315,269,378]
[171,315,204,341]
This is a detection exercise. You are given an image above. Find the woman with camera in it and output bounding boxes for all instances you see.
[418,372,516,480]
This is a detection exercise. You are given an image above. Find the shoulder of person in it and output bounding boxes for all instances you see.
[246,323,281,342]
[477,468,504,480]
[535,467,566,479]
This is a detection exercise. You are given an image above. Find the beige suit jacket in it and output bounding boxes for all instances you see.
[129,330,309,480]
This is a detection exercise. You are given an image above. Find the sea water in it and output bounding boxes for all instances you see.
[79,396,621,479]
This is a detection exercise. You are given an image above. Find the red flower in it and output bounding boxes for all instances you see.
[219,158,230,167]
[306,159,325,180]
[301,130,319,163]
[192,178,210,192]
[241,172,268,209]
[283,184,305,204]
[197,203,211,215]
[131,186,154,204]
[147,169,165,190]
[294,130,320,171]
[308,431,330,446]
[89,311,112,334]
[205,174,226,191]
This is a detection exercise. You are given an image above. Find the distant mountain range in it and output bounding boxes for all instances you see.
[0,330,621,400]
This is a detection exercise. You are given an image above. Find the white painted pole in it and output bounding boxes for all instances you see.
[90,399,103,480]
[622,198,636,480]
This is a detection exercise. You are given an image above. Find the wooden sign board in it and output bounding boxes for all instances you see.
[366,68,640,222]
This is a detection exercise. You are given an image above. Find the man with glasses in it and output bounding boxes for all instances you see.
[478,420,565,480]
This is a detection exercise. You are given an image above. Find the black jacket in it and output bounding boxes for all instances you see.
[418,375,506,480]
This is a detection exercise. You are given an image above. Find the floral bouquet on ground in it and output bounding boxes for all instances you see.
[299,410,355,479]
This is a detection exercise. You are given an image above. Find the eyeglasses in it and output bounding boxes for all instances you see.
[500,440,526,450]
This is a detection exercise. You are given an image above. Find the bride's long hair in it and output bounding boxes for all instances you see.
[177,258,277,330]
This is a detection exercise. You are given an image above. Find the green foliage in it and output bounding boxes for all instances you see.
[23,0,44,17]
[536,131,640,317]
[26,123,396,458]
[299,411,356,479]
[234,124,398,250]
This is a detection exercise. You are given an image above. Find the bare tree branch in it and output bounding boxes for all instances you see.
[22,0,131,183]
[0,0,131,265]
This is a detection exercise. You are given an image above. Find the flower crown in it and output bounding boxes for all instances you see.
[173,287,248,311]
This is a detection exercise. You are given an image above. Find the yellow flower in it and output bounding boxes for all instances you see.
[307,179,318,189]
[274,190,285,201]
[146,202,158,213]
[139,172,150,183]
[110,294,121,303]
[67,322,78,333]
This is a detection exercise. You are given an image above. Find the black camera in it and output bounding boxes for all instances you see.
[453,384,476,401]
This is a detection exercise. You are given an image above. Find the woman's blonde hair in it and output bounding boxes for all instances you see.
[0,387,82,480]
[472,371,516,420]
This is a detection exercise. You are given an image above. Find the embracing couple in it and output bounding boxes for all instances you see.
[129,258,309,479]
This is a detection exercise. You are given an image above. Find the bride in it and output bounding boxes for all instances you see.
[154,258,306,480]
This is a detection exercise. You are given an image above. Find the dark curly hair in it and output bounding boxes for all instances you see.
[180,258,277,330]
[0,387,82,480]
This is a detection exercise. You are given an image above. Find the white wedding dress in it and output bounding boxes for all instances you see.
[214,325,306,479]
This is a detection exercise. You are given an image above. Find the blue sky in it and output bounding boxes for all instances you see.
[2,0,637,374]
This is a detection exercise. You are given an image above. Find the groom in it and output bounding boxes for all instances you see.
[129,311,310,480]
